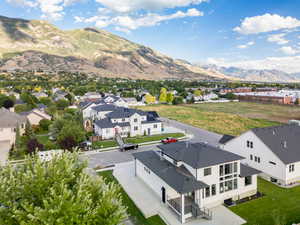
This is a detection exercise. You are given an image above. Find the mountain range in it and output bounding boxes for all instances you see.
[0,15,231,80]
[201,64,300,83]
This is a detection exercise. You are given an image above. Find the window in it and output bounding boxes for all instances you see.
[257,157,261,163]
[254,156,258,162]
[233,179,238,189]
[289,164,295,172]
[225,163,232,175]
[219,165,224,176]
[219,183,224,193]
[250,154,253,160]
[245,176,252,186]
[154,124,158,128]
[269,161,276,165]
[122,118,125,122]
[234,162,238,173]
[224,180,233,191]
[204,168,212,176]
[134,126,138,131]
[205,186,210,197]
[211,184,216,196]
[134,118,138,122]
[247,140,253,148]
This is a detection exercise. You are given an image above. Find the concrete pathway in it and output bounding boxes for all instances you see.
[113,162,246,225]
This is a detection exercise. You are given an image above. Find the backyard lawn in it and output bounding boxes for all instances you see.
[99,171,166,225]
[231,178,300,225]
[138,103,280,136]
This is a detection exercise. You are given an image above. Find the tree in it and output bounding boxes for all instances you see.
[3,99,14,109]
[166,92,174,104]
[0,152,126,225]
[57,122,86,148]
[39,119,52,131]
[144,94,156,104]
[26,138,44,154]
[224,92,237,100]
[172,96,184,105]
[59,136,77,151]
[193,89,203,97]
[159,87,167,103]
[55,99,70,110]
[24,120,34,138]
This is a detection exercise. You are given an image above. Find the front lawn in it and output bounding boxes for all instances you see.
[92,133,184,149]
[230,178,300,225]
[99,171,166,225]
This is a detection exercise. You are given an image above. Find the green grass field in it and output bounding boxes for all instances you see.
[99,171,166,225]
[231,178,300,225]
[138,103,281,136]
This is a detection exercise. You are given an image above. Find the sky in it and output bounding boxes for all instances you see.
[2,0,300,73]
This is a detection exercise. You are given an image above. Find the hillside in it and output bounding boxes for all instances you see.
[202,64,300,83]
[0,15,230,80]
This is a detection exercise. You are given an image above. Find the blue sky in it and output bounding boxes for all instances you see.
[2,0,300,73]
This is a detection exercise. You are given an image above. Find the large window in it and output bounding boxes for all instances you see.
[219,162,238,194]
[247,140,253,148]
[205,187,210,198]
[134,126,138,131]
[204,167,212,176]
[219,165,224,176]
[134,118,138,122]
[245,176,252,186]
[225,163,233,175]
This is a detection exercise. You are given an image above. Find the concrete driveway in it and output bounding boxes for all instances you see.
[113,162,246,225]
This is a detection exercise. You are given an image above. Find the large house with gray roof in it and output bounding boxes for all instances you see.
[222,124,300,186]
[94,106,162,139]
[0,108,27,145]
[133,142,259,223]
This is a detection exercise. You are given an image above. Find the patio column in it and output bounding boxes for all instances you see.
[181,194,185,224]
[198,189,204,208]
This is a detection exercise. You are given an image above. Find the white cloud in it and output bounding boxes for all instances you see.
[279,46,299,55]
[6,0,81,20]
[95,0,208,13]
[76,8,203,31]
[267,33,289,45]
[237,41,255,49]
[207,55,300,73]
[234,14,300,34]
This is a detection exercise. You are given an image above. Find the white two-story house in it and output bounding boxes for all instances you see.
[223,124,300,186]
[133,142,259,223]
[94,107,162,139]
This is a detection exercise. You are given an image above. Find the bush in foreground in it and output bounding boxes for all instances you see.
[0,152,127,225]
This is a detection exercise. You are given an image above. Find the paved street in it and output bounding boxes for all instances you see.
[86,118,223,168]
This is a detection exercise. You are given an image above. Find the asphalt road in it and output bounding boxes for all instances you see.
[86,118,223,168]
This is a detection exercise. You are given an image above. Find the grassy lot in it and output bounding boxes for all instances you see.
[189,102,300,123]
[92,133,184,149]
[99,171,166,225]
[36,135,59,150]
[138,104,280,136]
[231,178,300,225]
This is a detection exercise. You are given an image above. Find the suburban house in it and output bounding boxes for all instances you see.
[0,107,27,146]
[94,107,162,139]
[133,142,259,223]
[20,108,51,126]
[222,124,300,186]
[32,92,48,99]
[123,97,145,106]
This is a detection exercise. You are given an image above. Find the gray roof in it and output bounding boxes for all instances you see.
[107,107,147,119]
[92,104,118,112]
[219,135,235,144]
[94,118,130,129]
[158,142,244,169]
[240,164,261,177]
[252,124,300,164]
[133,151,208,194]
[0,108,27,128]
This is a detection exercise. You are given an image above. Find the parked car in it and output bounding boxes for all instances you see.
[120,143,139,151]
[161,137,178,144]
[79,141,92,151]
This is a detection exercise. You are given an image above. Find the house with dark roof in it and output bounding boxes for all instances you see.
[93,106,162,139]
[223,124,300,186]
[133,142,259,223]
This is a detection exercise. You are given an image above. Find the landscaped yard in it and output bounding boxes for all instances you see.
[36,135,59,150]
[231,178,300,225]
[99,170,166,225]
[92,133,184,149]
[138,103,281,136]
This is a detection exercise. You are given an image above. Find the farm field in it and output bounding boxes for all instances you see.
[137,102,293,136]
